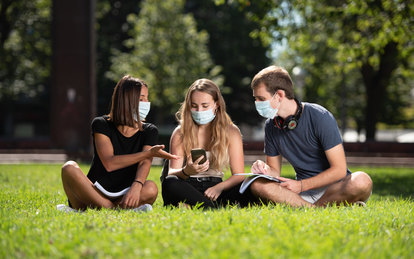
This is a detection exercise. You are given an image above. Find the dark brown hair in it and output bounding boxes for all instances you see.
[109,75,144,130]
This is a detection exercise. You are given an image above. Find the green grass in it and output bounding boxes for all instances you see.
[0,164,413,258]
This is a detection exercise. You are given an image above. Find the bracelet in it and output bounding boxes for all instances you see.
[300,179,303,193]
[182,168,189,177]
[134,180,144,186]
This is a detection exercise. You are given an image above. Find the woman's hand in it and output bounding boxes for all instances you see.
[204,184,224,201]
[119,182,142,209]
[148,145,180,160]
[184,154,210,175]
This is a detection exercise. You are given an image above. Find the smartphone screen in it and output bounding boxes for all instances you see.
[191,148,207,164]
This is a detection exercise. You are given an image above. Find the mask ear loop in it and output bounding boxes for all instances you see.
[275,101,281,110]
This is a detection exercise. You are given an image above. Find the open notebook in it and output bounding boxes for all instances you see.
[94,181,130,198]
[234,173,282,194]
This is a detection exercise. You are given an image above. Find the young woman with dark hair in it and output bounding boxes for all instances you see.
[58,75,178,212]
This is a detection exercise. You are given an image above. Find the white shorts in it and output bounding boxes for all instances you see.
[300,186,328,204]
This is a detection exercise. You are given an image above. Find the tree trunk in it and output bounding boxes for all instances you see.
[360,41,399,141]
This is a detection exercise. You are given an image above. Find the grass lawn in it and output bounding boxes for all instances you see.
[0,163,413,258]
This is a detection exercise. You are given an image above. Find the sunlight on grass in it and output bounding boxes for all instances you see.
[0,164,413,258]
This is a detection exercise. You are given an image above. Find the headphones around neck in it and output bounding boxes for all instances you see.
[274,98,303,130]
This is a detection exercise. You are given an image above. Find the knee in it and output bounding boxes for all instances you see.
[61,160,80,178]
[351,171,373,196]
[162,177,180,193]
[144,180,158,198]
[354,171,373,190]
[140,180,158,205]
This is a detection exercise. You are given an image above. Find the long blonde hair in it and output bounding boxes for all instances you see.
[176,79,233,172]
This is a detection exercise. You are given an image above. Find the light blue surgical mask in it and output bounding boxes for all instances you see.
[255,100,279,119]
[139,101,151,120]
[191,108,216,125]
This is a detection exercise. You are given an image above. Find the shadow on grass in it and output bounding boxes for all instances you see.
[370,173,414,199]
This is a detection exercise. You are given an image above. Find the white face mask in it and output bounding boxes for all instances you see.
[255,100,279,119]
[133,102,151,122]
[191,108,216,125]
[139,101,151,120]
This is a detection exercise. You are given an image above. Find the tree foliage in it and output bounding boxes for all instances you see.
[0,0,51,137]
[186,0,272,126]
[0,0,51,101]
[2,0,412,143]
[108,0,222,121]
[95,0,142,115]
[239,0,414,140]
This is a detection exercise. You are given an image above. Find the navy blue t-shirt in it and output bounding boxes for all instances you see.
[87,116,158,192]
[264,102,351,180]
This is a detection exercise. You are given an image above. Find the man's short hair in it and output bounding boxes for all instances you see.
[251,65,295,99]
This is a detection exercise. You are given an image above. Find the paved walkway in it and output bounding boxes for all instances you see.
[0,152,67,164]
[243,152,414,167]
[0,151,413,167]
[345,156,414,167]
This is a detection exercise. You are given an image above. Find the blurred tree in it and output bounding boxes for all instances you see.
[185,0,272,126]
[108,0,223,124]
[240,0,414,141]
[0,0,51,137]
[95,0,142,115]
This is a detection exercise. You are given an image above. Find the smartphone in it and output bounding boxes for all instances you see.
[191,148,207,164]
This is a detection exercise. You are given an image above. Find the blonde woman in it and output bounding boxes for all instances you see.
[162,79,258,208]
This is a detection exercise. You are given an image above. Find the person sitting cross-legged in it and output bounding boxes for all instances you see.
[59,75,178,212]
[248,65,373,207]
[161,79,259,209]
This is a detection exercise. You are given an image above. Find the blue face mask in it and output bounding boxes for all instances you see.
[255,100,279,119]
[191,108,216,125]
[139,101,151,120]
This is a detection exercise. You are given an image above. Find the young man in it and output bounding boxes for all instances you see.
[249,65,373,207]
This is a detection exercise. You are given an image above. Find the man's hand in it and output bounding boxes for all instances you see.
[204,184,224,201]
[119,182,142,209]
[279,176,302,193]
[251,160,271,175]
